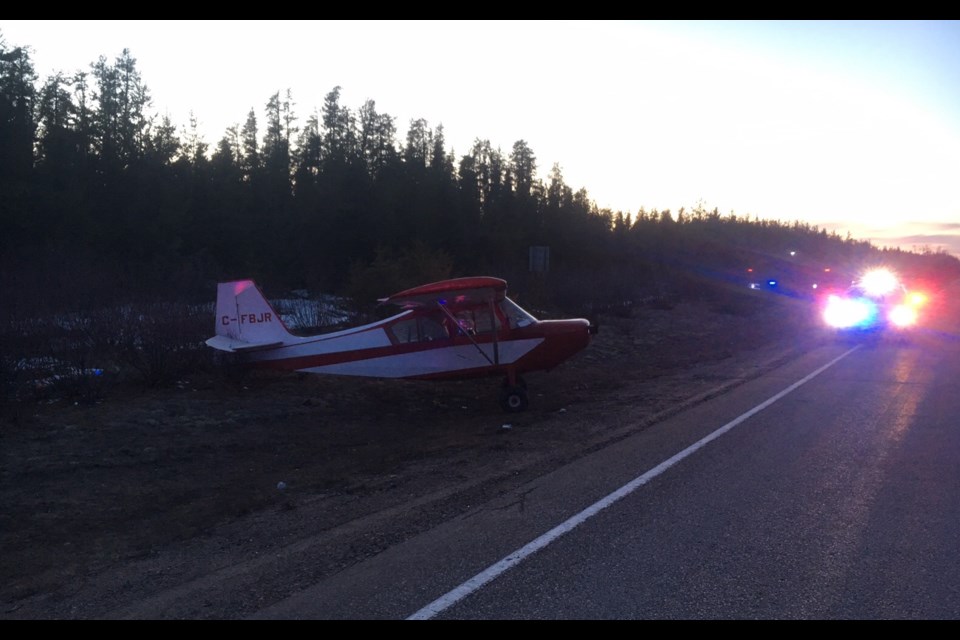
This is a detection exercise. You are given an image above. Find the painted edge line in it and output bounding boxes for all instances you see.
[407,344,861,620]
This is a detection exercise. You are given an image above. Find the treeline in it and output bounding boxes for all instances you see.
[2,38,959,319]
[4,39,960,409]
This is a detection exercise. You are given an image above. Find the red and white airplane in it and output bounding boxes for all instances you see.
[206,277,596,411]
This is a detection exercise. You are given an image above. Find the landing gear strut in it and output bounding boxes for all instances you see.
[499,375,528,412]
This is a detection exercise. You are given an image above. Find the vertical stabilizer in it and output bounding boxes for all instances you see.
[208,280,293,351]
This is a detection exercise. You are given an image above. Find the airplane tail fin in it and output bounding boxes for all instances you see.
[206,280,295,352]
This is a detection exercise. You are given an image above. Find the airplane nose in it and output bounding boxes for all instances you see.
[527,318,594,369]
[570,318,594,347]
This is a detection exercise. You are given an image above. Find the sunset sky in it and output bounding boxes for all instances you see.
[3,20,959,256]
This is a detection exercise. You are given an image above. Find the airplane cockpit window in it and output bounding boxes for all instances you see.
[390,314,449,344]
[391,318,419,343]
[454,307,501,335]
[499,297,537,328]
[455,317,475,336]
[420,315,448,341]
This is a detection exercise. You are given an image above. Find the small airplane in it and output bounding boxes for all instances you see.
[206,277,597,411]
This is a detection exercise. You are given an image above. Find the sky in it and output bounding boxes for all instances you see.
[3,20,960,258]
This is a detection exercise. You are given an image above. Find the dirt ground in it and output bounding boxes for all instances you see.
[0,290,823,619]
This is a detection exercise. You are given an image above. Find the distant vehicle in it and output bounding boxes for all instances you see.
[206,277,596,412]
[819,267,928,336]
[749,279,778,291]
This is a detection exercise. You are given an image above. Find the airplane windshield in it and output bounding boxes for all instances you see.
[500,297,537,328]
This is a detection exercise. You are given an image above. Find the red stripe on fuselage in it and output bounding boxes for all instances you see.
[246,318,592,379]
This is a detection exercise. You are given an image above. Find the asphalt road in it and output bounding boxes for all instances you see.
[251,287,960,619]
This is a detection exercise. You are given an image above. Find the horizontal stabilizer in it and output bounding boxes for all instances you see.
[205,335,284,353]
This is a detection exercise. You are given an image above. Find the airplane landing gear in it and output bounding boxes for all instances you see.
[500,375,528,412]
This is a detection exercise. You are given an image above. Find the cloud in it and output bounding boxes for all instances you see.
[866,222,960,258]
[819,220,960,259]
[868,233,960,258]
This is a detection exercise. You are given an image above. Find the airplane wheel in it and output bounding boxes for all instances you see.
[500,386,529,412]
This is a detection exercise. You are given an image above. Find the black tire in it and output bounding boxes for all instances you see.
[500,386,529,412]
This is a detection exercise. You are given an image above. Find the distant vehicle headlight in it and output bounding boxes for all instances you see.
[889,304,918,327]
[860,268,899,297]
[823,295,876,328]
[905,291,927,307]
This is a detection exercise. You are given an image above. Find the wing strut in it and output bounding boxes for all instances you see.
[490,299,500,366]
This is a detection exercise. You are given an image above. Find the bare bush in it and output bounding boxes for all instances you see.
[45,312,111,404]
[273,296,352,334]
[112,302,214,388]
[0,315,29,414]
[0,311,109,407]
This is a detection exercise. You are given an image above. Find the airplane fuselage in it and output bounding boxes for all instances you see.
[207,278,594,410]
[239,314,591,381]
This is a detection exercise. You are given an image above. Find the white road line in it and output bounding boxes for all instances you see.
[407,345,861,620]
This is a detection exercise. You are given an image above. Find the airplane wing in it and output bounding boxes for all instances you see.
[380,277,507,308]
